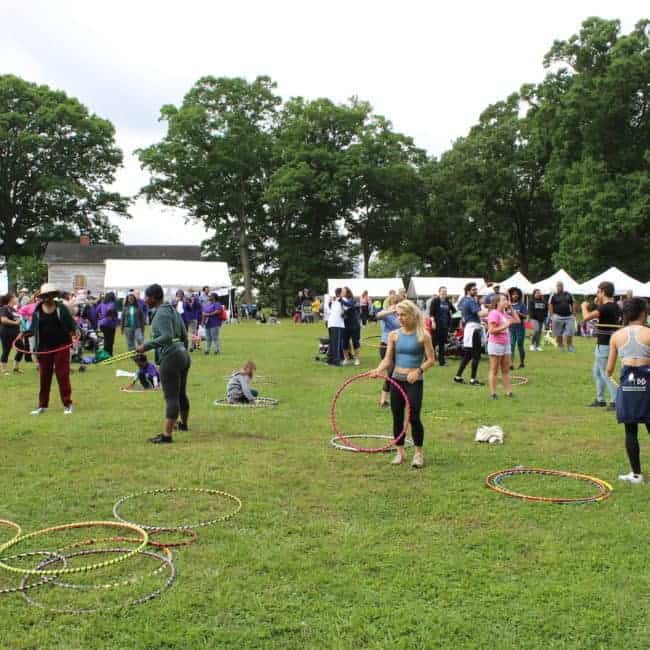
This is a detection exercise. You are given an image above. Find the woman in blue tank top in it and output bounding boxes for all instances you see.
[606,298,650,484]
[374,300,435,468]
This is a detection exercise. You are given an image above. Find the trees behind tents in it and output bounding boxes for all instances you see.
[0,75,129,289]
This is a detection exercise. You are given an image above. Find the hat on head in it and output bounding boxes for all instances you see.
[39,283,60,296]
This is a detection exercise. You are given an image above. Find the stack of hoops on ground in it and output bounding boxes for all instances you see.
[0,487,242,614]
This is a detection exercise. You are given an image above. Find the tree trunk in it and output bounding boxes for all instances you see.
[238,203,252,303]
[362,238,371,278]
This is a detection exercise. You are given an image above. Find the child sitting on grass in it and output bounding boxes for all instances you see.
[227,360,258,404]
[124,354,160,390]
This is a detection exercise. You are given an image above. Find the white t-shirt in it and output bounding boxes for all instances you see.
[176,301,184,315]
[327,299,344,328]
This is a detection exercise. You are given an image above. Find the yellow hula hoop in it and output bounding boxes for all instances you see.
[0,521,148,576]
[0,519,22,553]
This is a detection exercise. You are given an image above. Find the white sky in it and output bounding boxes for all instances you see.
[1,0,646,247]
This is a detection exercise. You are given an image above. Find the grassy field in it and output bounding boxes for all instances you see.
[1,320,648,649]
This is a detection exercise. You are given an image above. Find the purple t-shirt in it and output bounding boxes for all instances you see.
[202,301,223,328]
[97,302,118,329]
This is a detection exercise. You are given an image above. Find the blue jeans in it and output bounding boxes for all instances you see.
[205,326,221,353]
[593,344,616,402]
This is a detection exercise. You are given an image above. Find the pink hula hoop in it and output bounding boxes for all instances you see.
[12,335,72,356]
[329,372,411,453]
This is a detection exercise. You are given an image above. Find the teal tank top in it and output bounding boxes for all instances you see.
[394,331,425,368]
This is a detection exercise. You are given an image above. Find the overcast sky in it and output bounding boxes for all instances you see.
[1,0,646,249]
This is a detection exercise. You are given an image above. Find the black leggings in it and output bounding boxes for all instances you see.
[625,423,650,475]
[379,343,394,392]
[436,327,449,365]
[456,329,482,379]
[101,326,116,356]
[390,378,424,447]
[160,348,191,420]
[1,329,21,364]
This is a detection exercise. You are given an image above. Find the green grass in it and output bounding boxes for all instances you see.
[1,322,649,649]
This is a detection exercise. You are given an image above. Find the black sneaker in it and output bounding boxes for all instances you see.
[469,379,484,386]
[606,402,616,411]
[587,400,607,408]
[176,421,188,431]
[453,376,464,384]
[148,434,173,444]
[518,363,525,369]
[505,392,514,398]
[490,394,498,400]
[509,365,514,371]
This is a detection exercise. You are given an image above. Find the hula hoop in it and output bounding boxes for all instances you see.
[362,335,382,349]
[147,528,198,549]
[330,434,414,453]
[20,547,175,614]
[0,521,148,576]
[12,337,72,357]
[0,519,22,552]
[98,350,137,366]
[0,552,68,595]
[43,539,172,591]
[120,387,160,394]
[223,375,276,385]
[113,487,242,531]
[510,375,529,386]
[330,372,411,453]
[485,467,613,504]
[213,397,278,407]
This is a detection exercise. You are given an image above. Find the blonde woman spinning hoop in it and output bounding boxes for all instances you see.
[374,300,435,468]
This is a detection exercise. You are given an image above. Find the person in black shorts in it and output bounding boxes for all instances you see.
[581,281,622,409]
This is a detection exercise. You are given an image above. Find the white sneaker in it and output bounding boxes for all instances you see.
[529,345,536,352]
[411,451,424,468]
[391,452,406,465]
[535,346,543,352]
[341,359,352,366]
[618,472,644,484]
[30,407,47,415]
[353,358,360,366]
[63,406,73,415]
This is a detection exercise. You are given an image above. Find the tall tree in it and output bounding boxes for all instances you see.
[264,97,367,310]
[342,115,426,276]
[138,76,281,301]
[0,75,127,287]
[524,18,650,277]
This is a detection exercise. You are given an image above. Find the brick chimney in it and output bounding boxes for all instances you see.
[80,234,90,246]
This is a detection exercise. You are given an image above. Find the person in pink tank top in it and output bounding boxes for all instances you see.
[487,293,519,399]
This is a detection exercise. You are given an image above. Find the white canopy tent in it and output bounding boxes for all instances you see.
[104,259,232,302]
[0,270,7,295]
[478,271,534,295]
[534,269,582,295]
[407,277,485,299]
[326,278,403,298]
[579,267,649,296]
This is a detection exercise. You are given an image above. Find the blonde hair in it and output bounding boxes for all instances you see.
[239,360,256,375]
[396,299,426,343]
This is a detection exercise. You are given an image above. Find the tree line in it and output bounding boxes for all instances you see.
[1,17,648,308]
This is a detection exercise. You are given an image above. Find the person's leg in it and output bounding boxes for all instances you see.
[177,353,190,430]
[593,345,605,403]
[438,328,448,365]
[156,356,180,441]
[125,328,135,351]
[553,316,564,348]
[517,330,525,366]
[53,348,72,407]
[455,348,472,379]
[406,380,424,447]
[327,327,337,364]
[470,329,482,380]
[38,352,55,409]
[488,355,498,396]
[204,326,213,354]
[102,326,115,355]
[389,380,407,461]
[213,325,221,353]
[625,423,642,475]
[335,328,344,365]
[379,343,390,405]
[352,327,361,364]
[501,355,512,395]
[0,332,11,373]
[566,317,575,351]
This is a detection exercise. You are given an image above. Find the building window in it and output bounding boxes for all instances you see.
[73,274,87,290]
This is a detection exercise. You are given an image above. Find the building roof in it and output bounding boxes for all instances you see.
[44,243,202,264]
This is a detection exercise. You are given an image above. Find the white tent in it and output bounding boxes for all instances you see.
[104,259,232,296]
[479,271,534,295]
[407,277,485,299]
[644,282,650,298]
[534,269,582,295]
[326,278,403,298]
[0,270,7,295]
[579,267,648,296]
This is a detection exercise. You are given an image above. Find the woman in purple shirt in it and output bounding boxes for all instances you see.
[96,291,118,356]
[201,293,224,355]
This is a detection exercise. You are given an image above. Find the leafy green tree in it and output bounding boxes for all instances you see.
[342,115,427,276]
[264,97,367,311]
[0,74,127,288]
[367,250,424,282]
[524,18,650,277]
[6,255,47,292]
[138,76,281,301]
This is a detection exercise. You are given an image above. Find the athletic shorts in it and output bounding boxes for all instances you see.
[616,364,650,424]
[552,315,575,337]
[487,342,510,356]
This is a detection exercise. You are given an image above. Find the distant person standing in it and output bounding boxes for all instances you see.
[326,288,345,366]
[549,281,576,351]
[429,286,454,367]
[0,293,25,375]
[341,287,361,366]
[121,293,146,351]
[201,292,225,355]
[97,292,118,356]
[508,287,527,369]
[581,281,622,409]
[529,288,547,352]
[360,290,370,326]
[454,283,487,385]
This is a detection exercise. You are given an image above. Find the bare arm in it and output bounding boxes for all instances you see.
[375,331,397,374]
[606,337,619,379]
[581,302,599,321]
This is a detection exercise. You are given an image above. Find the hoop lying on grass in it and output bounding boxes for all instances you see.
[329,372,411,453]
[120,387,160,394]
[20,547,175,615]
[330,434,415,453]
[0,519,22,551]
[485,467,613,504]
[113,487,242,531]
[213,397,279,407]
[510,375,529,386]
